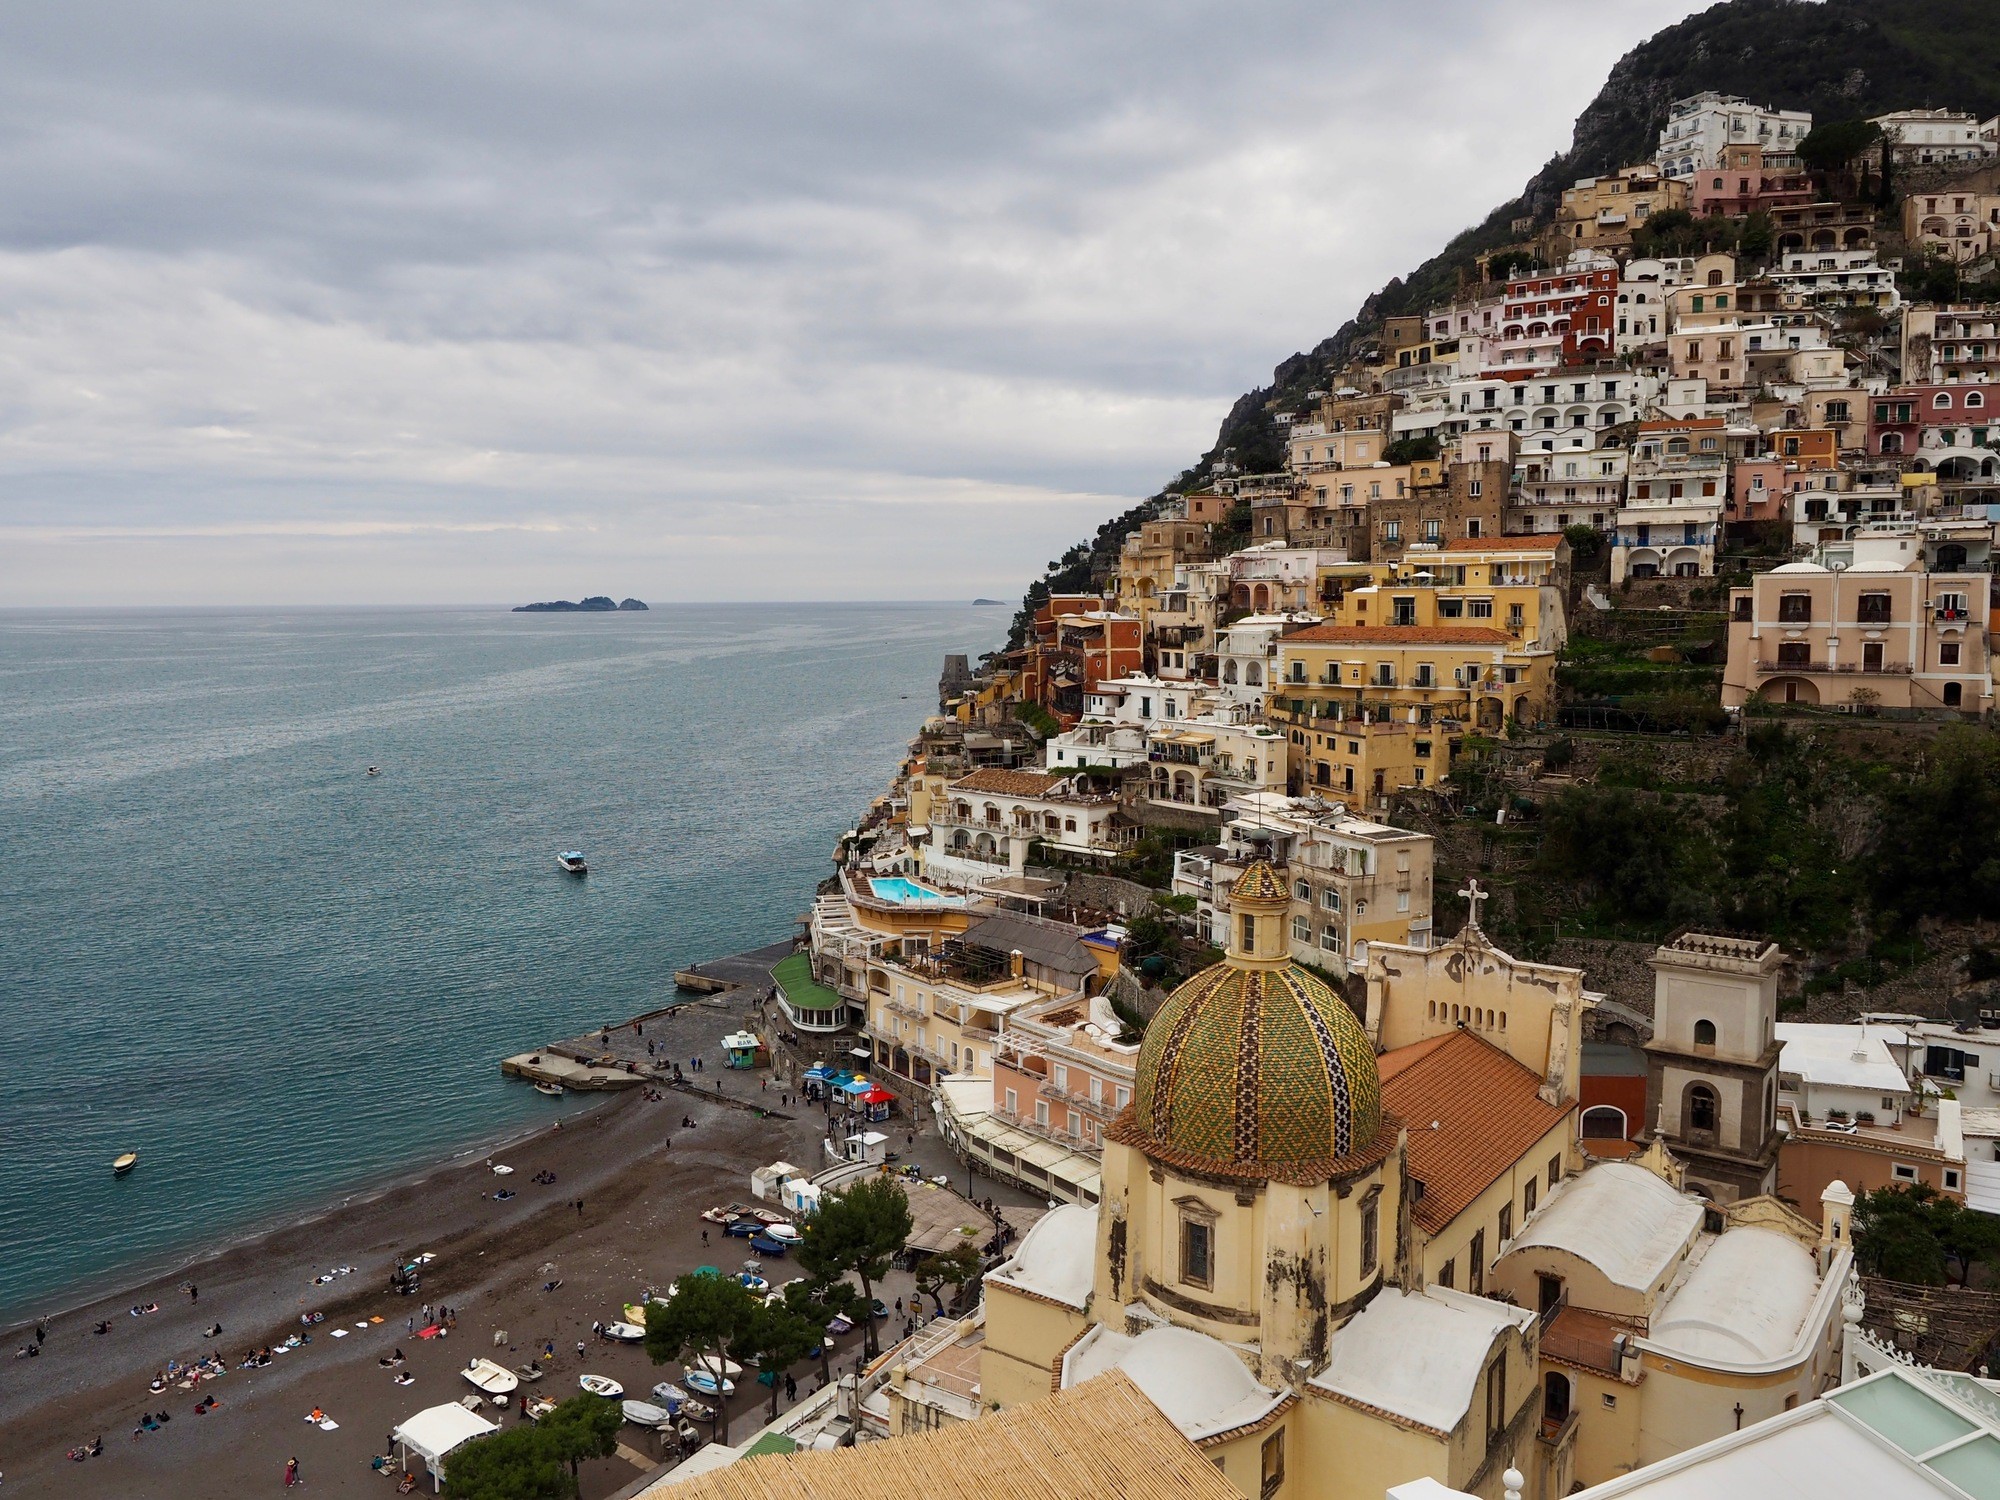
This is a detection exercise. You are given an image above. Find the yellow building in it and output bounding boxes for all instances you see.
[1269,619,1556,795]
[1558,165,1688,251]
[1332,537,1569,650]
[981,863,1545,1500]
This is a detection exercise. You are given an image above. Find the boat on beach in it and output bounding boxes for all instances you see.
[579,1374,623,1398]
[112,1153,138,1176]
[603,1321,645,1342]
[462,1358,519,1395]
[621,1399,673,1428]
[557,850,588,875]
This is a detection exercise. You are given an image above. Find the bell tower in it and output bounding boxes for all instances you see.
[1642,932,1785,1202]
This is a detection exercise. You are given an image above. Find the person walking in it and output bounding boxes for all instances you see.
[284,1455,299,1487]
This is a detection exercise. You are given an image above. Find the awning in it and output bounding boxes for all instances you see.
[858,1087,895,1104]
[394,1404,499,1489]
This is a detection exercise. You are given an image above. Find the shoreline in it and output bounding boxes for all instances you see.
[1,1090,625,1339]
[2,977,751,1335]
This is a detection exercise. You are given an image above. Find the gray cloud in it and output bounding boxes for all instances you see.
[0,1,1706,605]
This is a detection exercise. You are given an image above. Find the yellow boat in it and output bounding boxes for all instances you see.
[112,1152,138,1176]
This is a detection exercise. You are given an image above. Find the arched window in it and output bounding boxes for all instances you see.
[1222,660,1238,684]
[1707,268,1724,287]
[1694,1019,1717,1047]
[1937,392,1955,408]
[1969,391,1986,409]
[1581,1106,1627,1140]
[1245,662,1263,686]
[1687,1084,1719,1134]
[1882,433,1904,455]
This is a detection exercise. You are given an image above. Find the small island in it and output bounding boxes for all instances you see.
[972,598,1005,606]
[512,596,648,612]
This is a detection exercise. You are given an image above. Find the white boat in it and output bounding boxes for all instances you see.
[763,1223,801,1244]
[534,1081,565,1097]
[112,1152,138,1177]
[579,1374,623,1398]
[557,851,588,876]
[688,1354,743,1379]
[683,1369,734,1397]
[462,1359,519,1395]
[603,1321,645,1342]
[621,1399,673,1428]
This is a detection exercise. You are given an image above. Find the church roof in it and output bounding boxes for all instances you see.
[1310,1287,1535,1435]
[1647,1226,1823,1365]
[1061,1326,1291,1443]
[1228,858,1288,902]
[1125,958,1384,1182]
[986,1204,1097,1311]
[1379,1030,1573,1234]
[1507,1162,1702,1292]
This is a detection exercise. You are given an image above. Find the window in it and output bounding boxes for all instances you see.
[1004,1088,1017,1115]
[1694,1019,1717,1047]
[1777,642,1811,669]
[1239,914,1256,951]
[1942,642,1961,666]
[1469,1229,1486,1294]
[1437,1258,1454,1289]
[1260,1431,1285,1500]
[1524,1178,1537,1217]
[1498,1203,1513,1244]
[1893,1163,1919,1184]
[1946,1169,1963,1191]
[1687,1084,1719,1134]
[1360,1193,1380,1277]
[1484,1354,1507,1444]
[1180,1213,1214,1287]
[1320,887,1341,910]
[1549,1155,1561,1188]
[1292,916,1311,942]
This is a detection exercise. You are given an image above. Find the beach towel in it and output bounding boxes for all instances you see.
[329,1328,347,1338]
[318,1418,338,1431]
[417,1324,444,1339]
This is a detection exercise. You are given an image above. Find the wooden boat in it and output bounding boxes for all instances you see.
[678,1397,714,1423]
[698,1207,737,1225]
[621,1399,673,1428]
[579,1374,623,1398]
[462,1359,519,1395]
[534,1081,565,1097]
[112,1153,138,1176]
[525,1397,557,1422]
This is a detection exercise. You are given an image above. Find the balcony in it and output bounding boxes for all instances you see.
[1541,1305,1642,1378]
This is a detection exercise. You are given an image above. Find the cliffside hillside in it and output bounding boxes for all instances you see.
[998,0,2000,582]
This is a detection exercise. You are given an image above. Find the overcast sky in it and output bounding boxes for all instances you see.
[0,2,1707,607]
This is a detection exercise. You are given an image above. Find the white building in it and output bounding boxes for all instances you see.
[1142,713,1288,812]
[1871,108,1995,165]
[925,767,1131,883]
[1768,249,1901,312]
[1214,613,1316,709]
[1657,93,1811,178]
[1514,445,1626,533]
[1775,1022,1917,1126]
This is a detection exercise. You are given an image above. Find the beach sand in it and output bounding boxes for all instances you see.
[0,992,959,1498]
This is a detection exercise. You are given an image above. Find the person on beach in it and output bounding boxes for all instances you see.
[285,1455,299,1486]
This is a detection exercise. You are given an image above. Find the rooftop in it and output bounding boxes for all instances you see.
[1378,1030,1573,1235]
[1776,1023,1913,1097]
[634,1367,1237,1500]
[950,767,1070,798]
[1646,1226,1823,1365]
[1061,1325,1289,1443]
[1506,1161,1702,1293]
[1311,1286,1535,1434]
[986,1203,1097,1311]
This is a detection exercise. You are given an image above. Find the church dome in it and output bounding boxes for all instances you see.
[1127,861,1383,1179]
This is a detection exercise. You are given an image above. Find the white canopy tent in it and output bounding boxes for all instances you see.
[392,1402,499,1492]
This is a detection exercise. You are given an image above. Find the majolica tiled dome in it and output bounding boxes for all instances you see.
[1131,863,1382,1176]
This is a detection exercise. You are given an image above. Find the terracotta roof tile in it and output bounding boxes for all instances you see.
[951,767,1069,797]
[1441,534,1564,552]
[1282,624,1516,647]
[1379,1029,1573,1234]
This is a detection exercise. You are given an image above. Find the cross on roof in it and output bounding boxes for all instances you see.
[1459,878,1488,933]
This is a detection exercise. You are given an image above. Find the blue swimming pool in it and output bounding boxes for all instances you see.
[868,877,964,906]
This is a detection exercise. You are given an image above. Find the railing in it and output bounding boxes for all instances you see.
[1756,658,1828,673]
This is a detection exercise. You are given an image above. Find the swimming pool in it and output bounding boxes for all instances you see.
[868,877,964,906]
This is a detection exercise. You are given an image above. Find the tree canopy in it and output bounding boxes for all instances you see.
[646,1270,761,1434]
[798,1176,912,1357]
[732,1297,825,1421]
[1853,1181,2000,1286]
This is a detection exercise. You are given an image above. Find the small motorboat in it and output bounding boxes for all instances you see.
[579,1374,623,1398]
[366,766,381,777]
[650,1381,688,1410]
[688,1353,742,1379]
[621,1399,673,1428]
[683,1369,734,1397]
[525,1397,557,1422]
[749,1234,789,1257]
[736,1274,769,1295]
[112,1153,138,1177]
[534,1081,565,1097]
[557,851,588,876]
[462,1359,519,1395]
[603,1321,645,1343]
[762,1222,801,1244]
[514,1362,545,1383]
[678,1397,714,1423]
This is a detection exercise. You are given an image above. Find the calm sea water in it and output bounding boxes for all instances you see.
[0,603,1001,1320]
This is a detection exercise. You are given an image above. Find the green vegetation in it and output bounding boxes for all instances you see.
[645,1270,760,1436]
[796,1177,912,1359]
[913,1241,984,1316]
[442,1396,619,1500]
[1510,726,2000,963]
[1015,701,1060,739]
[1853,1181,2000,1286]
[1383,434,1440,465]
[737,1296,824,1422]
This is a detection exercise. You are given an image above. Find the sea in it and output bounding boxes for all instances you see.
[0,602,1004,1321]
